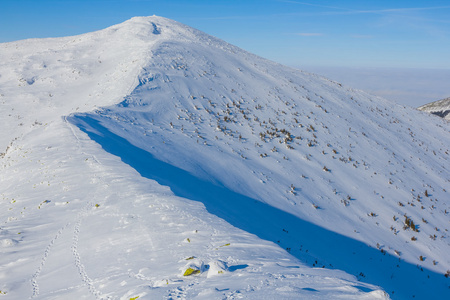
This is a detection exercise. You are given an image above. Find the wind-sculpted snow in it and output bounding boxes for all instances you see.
[72,113,449,299]
[0,16,449,299]
[70,17,450,299]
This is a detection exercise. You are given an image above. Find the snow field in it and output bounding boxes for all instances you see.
[1,16,449,299]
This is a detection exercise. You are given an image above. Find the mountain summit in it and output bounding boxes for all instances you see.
[1,16,449,299]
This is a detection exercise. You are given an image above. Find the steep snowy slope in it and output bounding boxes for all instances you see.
[69,17,450,299]
[418,97,450,120]
[0,17,389,299]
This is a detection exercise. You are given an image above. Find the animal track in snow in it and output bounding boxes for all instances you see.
[31,223,70,298]
[71,202,112,300]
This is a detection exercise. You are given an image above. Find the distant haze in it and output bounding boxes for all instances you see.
[300,66,450,108]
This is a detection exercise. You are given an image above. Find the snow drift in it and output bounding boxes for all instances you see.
[1,16,449,299]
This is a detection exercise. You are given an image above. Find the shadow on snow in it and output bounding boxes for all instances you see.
[70,115,449,300]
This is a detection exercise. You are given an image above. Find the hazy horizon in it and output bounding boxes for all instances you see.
[299,65,450,108]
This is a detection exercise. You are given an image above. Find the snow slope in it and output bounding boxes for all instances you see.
[418,97,450,120]
[1,16,449,299]
[0,16,388,300]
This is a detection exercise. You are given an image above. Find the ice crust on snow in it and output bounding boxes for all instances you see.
[1,16,449,299]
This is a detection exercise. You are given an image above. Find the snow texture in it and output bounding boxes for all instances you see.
[1,16,449,299]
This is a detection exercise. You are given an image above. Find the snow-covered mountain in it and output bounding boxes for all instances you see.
[1,16,449,299]
[418,97,450,120]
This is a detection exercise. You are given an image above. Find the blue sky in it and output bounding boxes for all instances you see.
[2,0,450,69]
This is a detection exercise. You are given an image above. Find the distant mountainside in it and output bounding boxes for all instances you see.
[1,16,449,299]
[418,97,450,120]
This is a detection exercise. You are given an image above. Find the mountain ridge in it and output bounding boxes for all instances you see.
[70,16,450,298]
[1,16,449,299]
[418,97,450,120]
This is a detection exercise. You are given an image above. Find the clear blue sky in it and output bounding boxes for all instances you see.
[1,0,450,69]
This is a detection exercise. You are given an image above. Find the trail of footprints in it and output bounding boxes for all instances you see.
[31,202,112,300]
[71,202,113,300]
[31,223,70,298]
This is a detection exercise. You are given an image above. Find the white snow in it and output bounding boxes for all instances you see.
[1,16,449,299]
[418,97,450,120]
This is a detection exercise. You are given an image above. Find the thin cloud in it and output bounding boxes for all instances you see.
[276,0,349,11]
[191,2,450,26]
[277,0,450,15]
[295,33,324,37]
[350,34,373,39]
[349,6,450,14]
[193,15,248,20]
[325,7,450,16]
[190,14,271,21]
